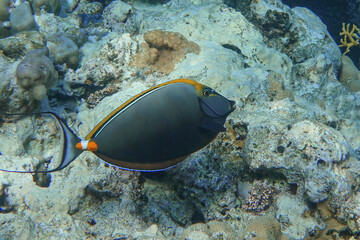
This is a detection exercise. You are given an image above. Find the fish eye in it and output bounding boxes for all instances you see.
[202,89,211,97]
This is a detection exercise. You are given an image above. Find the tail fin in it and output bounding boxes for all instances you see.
[0,112,83,173]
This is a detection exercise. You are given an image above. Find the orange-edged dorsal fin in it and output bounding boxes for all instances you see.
[85,79,204,140]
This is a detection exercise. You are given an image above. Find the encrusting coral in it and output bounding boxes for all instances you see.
[131,30,200,74]
[338,23,359,55]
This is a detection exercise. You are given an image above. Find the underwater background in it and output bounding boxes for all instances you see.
[0,0,360,239]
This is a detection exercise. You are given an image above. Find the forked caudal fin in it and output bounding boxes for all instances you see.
[0,112,83,173]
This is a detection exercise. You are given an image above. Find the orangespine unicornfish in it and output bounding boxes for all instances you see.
[0,79,235,173]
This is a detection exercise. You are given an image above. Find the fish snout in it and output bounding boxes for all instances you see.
[229,100,236,111]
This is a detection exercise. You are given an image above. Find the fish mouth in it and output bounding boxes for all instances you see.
[230,100,236,111]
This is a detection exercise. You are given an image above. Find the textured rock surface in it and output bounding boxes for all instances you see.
[0,0,360,239]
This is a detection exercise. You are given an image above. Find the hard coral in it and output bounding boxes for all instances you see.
[47,35,79,69]
[16,47,58,101]
[131,30,200,74]
[339,23,360,55]
[339,55,360,92]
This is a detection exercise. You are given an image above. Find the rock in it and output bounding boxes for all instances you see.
[64,32,138,89]
[34,12,83,42]
[276,195,325,239]
[77,1,103,15]
[245,120,350,202]
[0,21,10,39]
[16,47,58,101]
[32,0,61,15]
[140,178,194,234]
[0,30,46,59]
[61,0,79,13]
[0,0,9,21]
[10,2,37,34]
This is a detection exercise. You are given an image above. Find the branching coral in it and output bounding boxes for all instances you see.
[338,23,360,55]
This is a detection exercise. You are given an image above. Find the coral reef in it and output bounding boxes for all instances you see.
[64,33,137,91]
[131,30,200,74]
[276,194,326,239]
[16,47,58,101]
[1,0,360,239]
[0,184,13,213]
